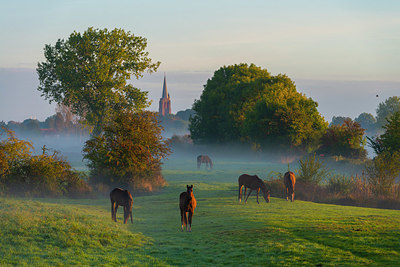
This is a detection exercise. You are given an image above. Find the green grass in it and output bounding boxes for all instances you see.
[1,158,400,266]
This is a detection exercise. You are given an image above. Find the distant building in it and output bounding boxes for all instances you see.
[159,74,171,116]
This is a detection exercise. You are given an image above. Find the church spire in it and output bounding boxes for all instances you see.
[162,73,169,99]
[159,72,171,116]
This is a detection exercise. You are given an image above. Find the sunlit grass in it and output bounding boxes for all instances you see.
[0,198,165,266]
[1,158,400,265]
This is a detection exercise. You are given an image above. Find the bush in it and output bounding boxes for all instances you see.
[264,171,285,198]
[0,128,91,197]
[365,151,400,197]
[327,174,355,195]
[297,153,330,185]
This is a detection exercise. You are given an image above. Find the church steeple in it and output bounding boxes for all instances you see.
[159,73,171,116]
[162,73,169,99]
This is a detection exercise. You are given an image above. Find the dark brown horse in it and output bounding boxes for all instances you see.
[197,155,213,169]
[179,185,197,232]
[238,174,270,204]
[110,188,133,224]
[284,171,296,202]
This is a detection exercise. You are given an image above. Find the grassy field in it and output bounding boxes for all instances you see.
[1,157,400,266]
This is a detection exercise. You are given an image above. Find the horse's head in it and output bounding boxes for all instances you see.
[187,184,194,199]
[261,185,270,203]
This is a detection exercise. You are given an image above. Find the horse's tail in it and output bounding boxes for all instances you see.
[284,172,295,191]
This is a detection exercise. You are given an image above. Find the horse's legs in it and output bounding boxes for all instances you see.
[123,206,128,224]
[180,209,184,231]
[244,187,248,203]
[111,201,115,221]
[256,188,260,204]
[238,184,243,202]
[180,209,187,231]
[286,187,289,201]
[245,189,253,203]
[115,205,119,221]
[291,190,295,202]
[188,211,193,232]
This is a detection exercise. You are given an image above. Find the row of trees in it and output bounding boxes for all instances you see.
[331,96,400,135]
[1,105,89,137]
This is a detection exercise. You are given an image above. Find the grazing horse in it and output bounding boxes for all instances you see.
[197,155,213,169]
[284,171,296,202]
[238,174,270,204]
[110,188,133,224]
[179,185,197,232]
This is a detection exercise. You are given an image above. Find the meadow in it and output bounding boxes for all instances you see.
[1,156,400,266]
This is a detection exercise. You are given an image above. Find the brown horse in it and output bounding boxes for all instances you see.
[110,188,133,224]
[179,185,197,232]
[197,155,213,169]
[284,171,296,202]
[238,174,270,204]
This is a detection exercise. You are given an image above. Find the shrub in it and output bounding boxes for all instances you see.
[297,153,330,185]
[327,174,355,195]
[264,171,285,198]
[365,151,400,197]
[0,128,91,197]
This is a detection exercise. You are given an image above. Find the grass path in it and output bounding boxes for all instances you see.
[1,158,400,265]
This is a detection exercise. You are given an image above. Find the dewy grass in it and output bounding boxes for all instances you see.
[1,158,400,265]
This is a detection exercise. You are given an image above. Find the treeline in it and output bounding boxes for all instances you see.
[158,109,194,136]
[330,96,400,136]
[0,105,90,137]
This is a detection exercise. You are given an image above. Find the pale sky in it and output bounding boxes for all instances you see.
[0,0,399,122]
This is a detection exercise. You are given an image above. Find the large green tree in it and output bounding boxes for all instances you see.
[37,27,159,134]
[189,64,327,151]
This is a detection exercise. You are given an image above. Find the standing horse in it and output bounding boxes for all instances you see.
[197,155,213,169]
[238,174,270,204]
[110,188,133,224]
[284,171,296,202]
[179,185,197,232]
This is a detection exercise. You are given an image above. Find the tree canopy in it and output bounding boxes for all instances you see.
[355,112,376,134]
[318,119,367,159]
[189,64,327,151]
[376,96,400,129]
[368,111,400,155]
[83,110,170,191]
[37,27,160,134]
